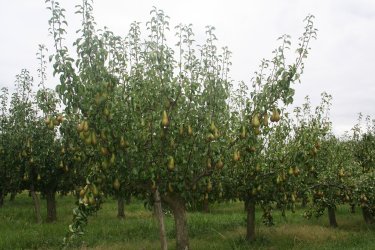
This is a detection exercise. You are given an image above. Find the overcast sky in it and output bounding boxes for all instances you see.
[0,0,374,134]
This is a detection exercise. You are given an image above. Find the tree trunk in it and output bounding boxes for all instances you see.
[30,185,42,224]
[154,190,168,250]
[350,204,355,214]
[328,206,338,228]
[203,199,210,213]
[0,190,4,207]
[46,190,57,222]
[9,192,16,201]
[362,207,374,224]
[301,196,308,208]
[164,194,189,250]
[117,196,125,219]
[246,200,256,241]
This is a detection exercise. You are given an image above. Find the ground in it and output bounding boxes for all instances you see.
[1,193,374,249]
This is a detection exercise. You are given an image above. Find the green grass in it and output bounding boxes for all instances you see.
[0,193,374,250]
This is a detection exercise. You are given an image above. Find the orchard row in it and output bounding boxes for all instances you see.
[0,1,374,250]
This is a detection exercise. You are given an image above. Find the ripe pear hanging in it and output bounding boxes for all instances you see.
[161,110,169,127]
[252,114,260,127]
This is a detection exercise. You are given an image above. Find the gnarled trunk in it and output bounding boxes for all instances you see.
[246,200,256,241]
[328,206,338,228]
[164,194,189,250]
[46,190,57,222]
[154,190,168,250]
[30,185,42,223]
[362,207,374,224]
[117,196,125,219]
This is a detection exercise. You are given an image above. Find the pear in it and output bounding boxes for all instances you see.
[101,160,109,169]
[167,156,175,171]
[276,175,282,184]
[216,159,224,169]
[77,122,84,132]
[170,139,176,149]
[110,153,116,165]
[103,107,110,117]
[161,110,169,127]
[88,195,96,205]
[240,126,246,139]
[79,132,85,141]
[206,133,215,142]
[120,136,127,148]
[57,114,64,123]
[83,120,89,132]
[255,164,261,172]
[53,118,59,126]
[44,116,51,125]
[210,121,216,133]
[207,158,212,169]
[213,128,220,139]
[168,183,174,193]
[188,125,193,136]
[113,178,120,191]
[90,184,99,196]
[263,113,269,126]
[253,127,261,135]
[233,151,240,161]
[48,120,54,129]
[91,132,97,145]
[338,168,345,177]
[85,135,92,145]
[79,189,86,198]
[83,195,89,205]
[251,114,260,127]
[291,193,296,202]
[100,147,109,156]
[179,124,184,136]
[271,108,280,122]
[293,167,300,176]
[207,180,213,192]
[288,167,294,175]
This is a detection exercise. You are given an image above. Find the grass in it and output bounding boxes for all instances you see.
[0,193,374,250]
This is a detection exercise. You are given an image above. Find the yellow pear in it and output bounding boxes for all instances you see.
[233,151,240,161]
[168,183,174,193]
[113,178,120,191]
[216,159,224,169]
[161,110,169,127]
[263,113,269,126]
[82,121,89,132]
[188,125,193,136]
[251,113,260,127]
[271,108,280,122]
[167,156,175,171]
[91,132,97,145]
[110,153,116,165]
[240,126,246,139]
[207,158,212,169]
[207,180,213,193]
[210,121,216,133]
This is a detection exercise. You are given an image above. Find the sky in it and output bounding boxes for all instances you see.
[0,0,374,134]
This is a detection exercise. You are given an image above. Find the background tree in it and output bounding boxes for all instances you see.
[225,16,317,241]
